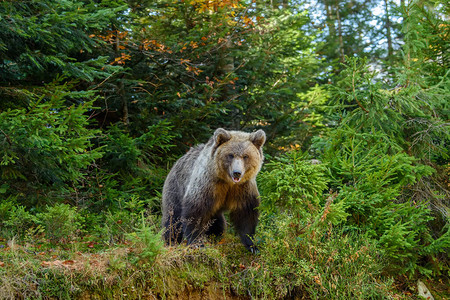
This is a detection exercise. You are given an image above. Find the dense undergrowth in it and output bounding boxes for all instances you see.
[0,215,448,299]
[1,149,448,299]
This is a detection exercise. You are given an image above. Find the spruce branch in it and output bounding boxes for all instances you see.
[0,129,12,146]
[352,70,369,113]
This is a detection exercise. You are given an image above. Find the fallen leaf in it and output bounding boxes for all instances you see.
[41,261,51,267]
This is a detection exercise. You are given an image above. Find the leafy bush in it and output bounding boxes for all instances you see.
[36,203,84,243]
[98,196,148,244]
[97,120,176,209]
[0,82,102,206]
[0,197,15,226]
[240,212,392,299]
[253,149,394,297]
[1,204,35,239]
[315,124,447,276]
[318,50,449,276]
[258,150,329,221]
[100,120,175,177]
[127,215,165,266]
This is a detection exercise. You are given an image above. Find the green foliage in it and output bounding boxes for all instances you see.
[401,1,450,81]
[312,0,389,75]
[258,150,329,219]
[0,197,15,225]
[243,212,392,299]
[0,0,448,297]
[330,56,449,161]
[57,119,175,216]
[1,204,35,239]
[100,120,176,190]
[97,195,149,243]
[271,84,330,150]
[0,82,102,204]
[315,53,448,276]
[36,203,84,243]
[95,0,320,153]
[127,215,165,266]
[0,0,123,88]
[258,124,445,276]
[36,268,73,299]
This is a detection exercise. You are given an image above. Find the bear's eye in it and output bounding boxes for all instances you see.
[243,155,249,160]
[227,154,234,159]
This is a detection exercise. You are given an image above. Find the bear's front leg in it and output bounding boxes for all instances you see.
[230,196,260,253]
[183,218,205,246]
[204,213,226,240]
[181,196,212,247]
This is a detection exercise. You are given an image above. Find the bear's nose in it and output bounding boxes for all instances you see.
[232,171,242,178]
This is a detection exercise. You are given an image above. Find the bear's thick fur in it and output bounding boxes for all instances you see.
[161,128,266,253]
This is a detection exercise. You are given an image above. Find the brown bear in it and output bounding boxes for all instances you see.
[161,128,266,253]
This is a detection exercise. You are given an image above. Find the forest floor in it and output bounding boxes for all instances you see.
[1,234,449,300]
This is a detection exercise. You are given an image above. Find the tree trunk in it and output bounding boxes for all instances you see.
[325,0,336,37]
[218,37,239,128]
[114,28,129,126]
[335,2,345,63]
[384,0,394,61]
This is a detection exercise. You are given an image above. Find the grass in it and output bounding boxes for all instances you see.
[0,221,448,299]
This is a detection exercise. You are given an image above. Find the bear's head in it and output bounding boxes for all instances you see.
[212,128,266,184]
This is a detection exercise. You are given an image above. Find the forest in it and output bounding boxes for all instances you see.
[0,0,448,298]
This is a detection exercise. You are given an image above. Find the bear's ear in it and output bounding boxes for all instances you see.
[214,128,231,147]
[250,129,266,149]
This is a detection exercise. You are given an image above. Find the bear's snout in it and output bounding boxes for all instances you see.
[230,159,245,183]
[233,170,242,178]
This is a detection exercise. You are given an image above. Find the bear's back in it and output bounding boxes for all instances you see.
[162,144,205,208]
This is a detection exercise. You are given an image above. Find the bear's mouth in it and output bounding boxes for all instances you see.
[231,171,243,183]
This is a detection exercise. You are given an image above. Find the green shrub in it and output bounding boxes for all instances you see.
[316,128,447,276]
[0,82,102,206]
[36,268,74,299]
[251,150,396,298]
[98,195,149,244]
[36,203,84,243]
[241,212,393,299]
[0,196,15,226]
[258,150,329,221]
[79,120,176,216]
[127,215,165,266]
[2,204,35,238]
